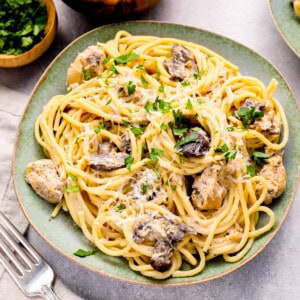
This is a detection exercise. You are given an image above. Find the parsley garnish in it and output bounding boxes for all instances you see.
[126,81,136,95]
[227,126,235,132]
[114,52,140,65]
[141,75,148,87]
[252,151,271,166]
[122,119,130,127]
[224,147,237,163]
[125,155,134,170]
[144,97,172,114]
[136,64,146,71]
[158,84,165,93]
[175,132,199,148]
[68,173,78,181]
[186,98,193,110]
[215,144,229,153]
[130,126,144,136]
[160,123,167,131]
[83,68,92,80]
[142,183,148,195]
[173,128,188,136]
[94,126,100,134]
[102,56,110,64]
[65,185,80,193]
[105,98,112,106]
[149,148,164,162]
[108,64,119,74]
[246,164,257,177]
[193,68,205,80]
[73,248,97,258]
[236,106,264,127]
[181,81,190,87]
[172,109,190,128]
[116,203,126,212]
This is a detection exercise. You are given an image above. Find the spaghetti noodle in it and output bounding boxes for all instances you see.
[27,31,289,279]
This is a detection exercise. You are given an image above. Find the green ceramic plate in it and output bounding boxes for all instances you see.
[269,0,300,57]
[13,21,300,285]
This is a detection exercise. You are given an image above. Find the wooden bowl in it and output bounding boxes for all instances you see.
[0,0,57,68]
[61,0,160,16]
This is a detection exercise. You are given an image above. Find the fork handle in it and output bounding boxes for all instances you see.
[41,285,60,300]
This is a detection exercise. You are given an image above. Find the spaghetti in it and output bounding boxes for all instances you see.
[28,31,289,279]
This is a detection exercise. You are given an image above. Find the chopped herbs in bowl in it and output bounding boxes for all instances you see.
[0,0,57,68]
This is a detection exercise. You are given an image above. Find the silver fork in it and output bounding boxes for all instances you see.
[0,211,59,299]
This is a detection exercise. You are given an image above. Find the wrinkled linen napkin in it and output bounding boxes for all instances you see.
[0,85,82,300]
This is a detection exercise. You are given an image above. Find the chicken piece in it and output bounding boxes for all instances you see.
[258,153,286,204]
[177,128,210,157]
[133,215,195,272]
[67,45,106,88]
[164,44,198,81]
[191,164,227,210]
[89,152,128,171]
[25,159,64,204]
[250,109,281,135]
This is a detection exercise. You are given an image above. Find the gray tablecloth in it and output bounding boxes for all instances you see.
[0,85,82,300]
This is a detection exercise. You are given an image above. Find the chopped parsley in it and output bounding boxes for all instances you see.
[158,84,165,93]
[246,164,257,177]
[102,56,111,64]
[73,248,97,258]
[126,81,136,95]
[175,132,198,148]
[172,109,190,128]
[122,119,130,127]
[94,126,100,134]
[160,123,167,131]
[83,68,93,80]
[252,151,271,166]
[224,147,237,163]
[108,64,119,74]
[186,98,193,110]
[181,81,190,87]
[68,173,78,181]
[125,155,134,170]
[0,0,48,55]
[215,144,229,153]
[142,183,148,195]
[114,52,140,65]
[173,127,188,136]
[149,148,164,162]
[236,106,264,127]
[136,64,146,71]
[130,126,144,136]
[116,203,126,212]
[141,75,148,87]
[193,68,205,80]
[227,126,235,132]
[144,97,172,114]
[105,98,112,106]
[65,185,80,193]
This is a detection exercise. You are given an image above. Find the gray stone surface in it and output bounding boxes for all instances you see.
[1,0,300,299]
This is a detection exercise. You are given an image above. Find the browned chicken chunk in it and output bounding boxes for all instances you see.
[133,215,195,272]
[164,44,198,81]
[25,159,64,204]
[191,164,227,210]
[258,153,286,204]
[67,45,106,88]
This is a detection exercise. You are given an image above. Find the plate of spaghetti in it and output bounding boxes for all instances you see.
[269,0,300,57]
[13,22,300,285]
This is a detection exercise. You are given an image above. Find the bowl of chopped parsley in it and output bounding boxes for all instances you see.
[0,0,57,68]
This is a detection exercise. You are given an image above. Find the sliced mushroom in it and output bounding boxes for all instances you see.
[133,215,195,272]
[257,153,286,204]
[67,45,106,88]
[25,159,64,204]
[191,164,227,210]
[89,152,128,171]
[121,134,131,153]
[164,44,198,81]
[177,128,210,157]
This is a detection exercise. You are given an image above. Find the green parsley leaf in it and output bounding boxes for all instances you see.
[172,109,191,128]
[130,126,144,136]
[94,126,100,134]
[126,81,136,95]
[158,84,165,93]
[149,148,164,162]
[83,68,92,80]
[186,98,193,110]
[144,97,172,114]
[105,98,112,106]
[153,168,161,178]
[193,68,205,80]
[122,119,130,127]
[102,56,111,64]
[172,185,177,191]
[65,185,80,193]
[68,173,78,181]
[74,137,80,144]
[197,98,205,104]
[173,127,188,136]
[125,155,134,170]
[114,52,140,65]
[252,151,271,166]
[141,75,148,87]
[136,64,146,71]
[224,147,237,163]
[246,164,257,177]
[142,183,148,195]
[73,248,97,258]
[227,126,235,132]
[181,81,190,87]
[116,203,126,212]
[160,123,167,131]
[175,132,199,148]
[215,144,229,153]
[108,64,119,74]
[236,105,264,127]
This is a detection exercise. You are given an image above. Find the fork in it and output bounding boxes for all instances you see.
[0,211,59,299]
